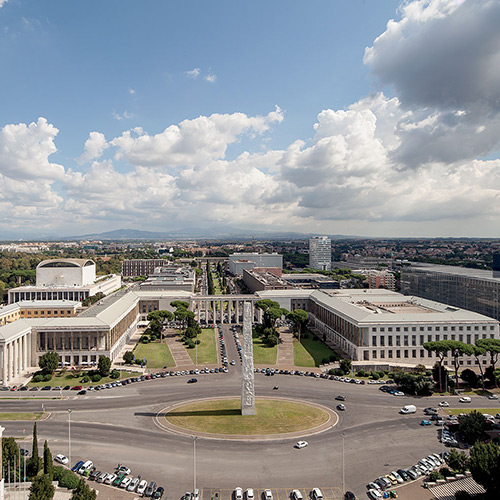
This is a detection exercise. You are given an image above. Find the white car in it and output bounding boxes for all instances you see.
[104,474,116,485]
[136,480,148,495]
[127,478,139,492]
[438,401,449,407]
[367,489,383,500]
[54,454,69,465]
[295,441,308,449]
[459,396,472,403]
[291,490,303,500]
[246,488,254,500]
[234,488,243,500]
[263,490,273,500]
[488,394,499,400]
[120,477,132,489]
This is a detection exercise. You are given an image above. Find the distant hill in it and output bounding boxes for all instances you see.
[66,227,356,241]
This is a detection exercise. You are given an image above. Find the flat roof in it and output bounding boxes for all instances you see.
[310,289,499,324]
[18,300,81,308]
[407,263,500,283]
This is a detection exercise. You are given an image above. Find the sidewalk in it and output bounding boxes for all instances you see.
[163,330,195,369]
[277,329,295,368]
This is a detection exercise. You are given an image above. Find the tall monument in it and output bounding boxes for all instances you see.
[241,302,256,416]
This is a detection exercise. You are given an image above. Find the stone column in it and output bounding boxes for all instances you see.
[241,302,255,416]
[0,424,5,500]
[2,346,7,385]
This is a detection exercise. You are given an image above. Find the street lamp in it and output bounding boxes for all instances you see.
[342,432,345,494]
[192,436,197,495]
[68,409,72,467]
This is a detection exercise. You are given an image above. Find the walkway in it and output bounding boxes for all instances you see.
[163,330,195,369]
[277,329,295,368]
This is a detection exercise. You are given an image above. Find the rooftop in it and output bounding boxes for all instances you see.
[408,263,500,283]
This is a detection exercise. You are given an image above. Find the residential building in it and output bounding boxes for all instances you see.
[309,236,331,271]
[121,259,171,278]
[368,270,396,290]
[229,253,283,275]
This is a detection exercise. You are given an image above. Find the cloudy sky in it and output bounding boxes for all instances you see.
[1,0,500,239]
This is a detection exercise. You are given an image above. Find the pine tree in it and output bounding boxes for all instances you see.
[43,440,53,481]
[71,478,97,500]
[27,422,42,478]
[28,474,54,500]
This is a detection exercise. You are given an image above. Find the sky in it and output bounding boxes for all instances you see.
[1,0,500,239]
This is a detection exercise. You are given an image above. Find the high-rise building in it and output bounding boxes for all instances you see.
[309,236,331,271]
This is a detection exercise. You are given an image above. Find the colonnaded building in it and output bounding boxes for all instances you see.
[0,260,499,385]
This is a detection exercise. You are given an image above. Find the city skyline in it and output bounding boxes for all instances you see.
[1,0,500,239]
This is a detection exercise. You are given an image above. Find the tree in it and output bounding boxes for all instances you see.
[27,422,42,478]
[123,351,135,364]
[2,437,22,482]
[445,448,470,473]
[29,474,55,500]
[287,309,308,342]
[469,442,500,497]
[471,344,486,391]
[71,478,97,500]
[424,341,450,392]
[97,356,111,377]
[43,440,53,481]
[448,341,474,390]
[38,351,60,375]
[170,300,189,310]
[459,410,486,444]
[461,368,479,388]
[476,338,500,387]
[339,359,352,375]
[255,299,288,329]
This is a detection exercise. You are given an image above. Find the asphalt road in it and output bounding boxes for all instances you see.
[2,327,499,500]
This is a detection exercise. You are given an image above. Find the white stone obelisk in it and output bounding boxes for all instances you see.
[241,302,255,415]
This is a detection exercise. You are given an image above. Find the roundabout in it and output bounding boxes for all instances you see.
[158,396,337,439]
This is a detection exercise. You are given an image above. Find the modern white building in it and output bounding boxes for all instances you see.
[309,236,332,271]
[8,258,121,304]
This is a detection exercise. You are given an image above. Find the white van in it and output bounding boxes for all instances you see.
[400,405,417,414]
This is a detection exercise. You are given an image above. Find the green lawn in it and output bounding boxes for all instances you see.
[133,341,175,369]
[253,336,277,365]
[28,370,132,388]
[187,329,218,365]
[294,336,336,367]
[165,398,329,435]
[446,408,500,416]
[0,412,42,421]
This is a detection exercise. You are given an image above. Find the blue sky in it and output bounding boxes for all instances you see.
[1,0,500,238]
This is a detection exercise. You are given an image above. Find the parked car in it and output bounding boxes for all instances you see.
[263,490,273,500]
[246,488,255,500]
[145,481,157,498]
[420,419,432,426]
[153,486,165,499]
[136,480,148,495]
[71,461,84,472]
[104,474,116,485]
[234,488,243,500]
[96,472,108,483]
[55,454,68,465]
[127,477,139,492]
[291,490,303,500]
[120,477,132,489]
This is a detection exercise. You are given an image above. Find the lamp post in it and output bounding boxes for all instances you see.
[192,436,197,495]
[342,432,345,494]
[68,409,72,467]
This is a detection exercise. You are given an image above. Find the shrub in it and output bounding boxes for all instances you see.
[455,491,473,500]
[195,339,200,345]
[371,372,380,380]
[142,338,150,344]
[429,471,444,482]
[134,359,143,365]
[150,335,157,342]
[81,376,90,383]
[110,370,120,379]
[53,465,80,490]
[312,336,319,341]
[440,467,453,477]
[32,374,43,383]
[90,374,101,383]
[356,370,367,377]
[328,368,336,375]
[186,339,195,349]
[377,371,385,378]
[321,358,329,365]
[329,354,339,362]
[42,373,52,382]
[302,333,309,340]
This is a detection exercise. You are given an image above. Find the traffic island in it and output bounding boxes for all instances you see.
[156,396,338,440]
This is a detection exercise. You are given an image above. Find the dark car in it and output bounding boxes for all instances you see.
[41,386,52,391]
[72,461,84,472]
[77,390,87,395]
[187,378,198,384]
[397,469,409,481]
[153,486,165,499]
[63,385,71,391]
[89,469,100,481]
[20,448,29,456]
[145,481,157,497]
[335,395,346,401]
[344,493,356,500]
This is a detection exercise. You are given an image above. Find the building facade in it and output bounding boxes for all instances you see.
[229,253,283,275]
[122,259,171,278]
[401,264,500,323]
[309,236,332,271]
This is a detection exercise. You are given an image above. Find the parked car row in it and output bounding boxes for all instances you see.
[67,459,164,498]
[232,487,333,500]
[366,452,447,499]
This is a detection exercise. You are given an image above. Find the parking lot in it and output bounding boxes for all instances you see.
[201,488,345,500]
